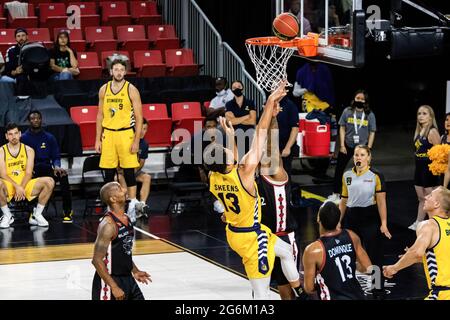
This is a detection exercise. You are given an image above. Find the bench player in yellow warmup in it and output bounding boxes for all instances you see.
[206,81,306,299]
[0,123,55,228]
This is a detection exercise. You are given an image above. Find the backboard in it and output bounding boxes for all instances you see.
[281,0,365,68]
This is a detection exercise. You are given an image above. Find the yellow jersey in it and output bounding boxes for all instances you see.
[423,216,450,300]
[102,81,135,130]
[3,143,28,184]
[209,167,261,228]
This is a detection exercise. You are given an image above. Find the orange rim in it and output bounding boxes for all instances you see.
[245,36,300,48]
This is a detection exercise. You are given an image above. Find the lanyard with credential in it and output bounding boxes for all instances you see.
[353,112,365,134]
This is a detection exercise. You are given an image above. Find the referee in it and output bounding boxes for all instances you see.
[338,145,391,299]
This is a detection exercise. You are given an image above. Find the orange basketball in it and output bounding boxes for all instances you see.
[272,13,299,41]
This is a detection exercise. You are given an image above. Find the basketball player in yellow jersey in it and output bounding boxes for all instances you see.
[95,59,143,222]
[206,81,306,299]
[384,187,450,300]
[0,123,55,229]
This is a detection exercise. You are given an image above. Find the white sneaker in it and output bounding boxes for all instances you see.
[408,221,418,231]
[29,214,49,227]
[327,193,341,205]
[135,201,150,219]
[0,215,14,229]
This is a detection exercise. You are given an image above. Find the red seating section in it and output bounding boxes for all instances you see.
[171,102,204,144]
[70,106,98,150]
[133,50,166,77]
[165,48,199,76]
[77,52,102,80]
[141,103,172,147]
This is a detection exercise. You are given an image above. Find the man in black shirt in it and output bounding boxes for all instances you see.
[2,28,29,84]
[302,201,371,300]
[92,182,151,300]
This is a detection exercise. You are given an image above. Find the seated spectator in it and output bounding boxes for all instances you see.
[207,77,234,118]
[49,30,79,81]
[225,80,256,156]
[0,52,15,83]
[0,28,29,84]
[0,123,55,229]
[21,111,74,223]
[118,119,151,218]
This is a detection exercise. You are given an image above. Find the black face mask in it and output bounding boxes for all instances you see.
[232,88,243,97]
[353,101,365,109]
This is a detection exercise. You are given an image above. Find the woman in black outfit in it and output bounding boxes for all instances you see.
[441,112,450,188]
[408,105,441,231]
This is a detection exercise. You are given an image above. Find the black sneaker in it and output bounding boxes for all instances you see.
[63,211,73,224]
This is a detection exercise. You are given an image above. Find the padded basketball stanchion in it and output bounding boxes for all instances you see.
[245,36,297,92]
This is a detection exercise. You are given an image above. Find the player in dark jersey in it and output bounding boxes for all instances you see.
[92,182,151,300]
[258,116,299,300]
[302,201,372,300]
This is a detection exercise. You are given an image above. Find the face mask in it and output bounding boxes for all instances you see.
[353,101,365,109]
[232,88,243,97]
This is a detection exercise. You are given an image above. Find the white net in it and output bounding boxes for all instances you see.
[245,37,296,92]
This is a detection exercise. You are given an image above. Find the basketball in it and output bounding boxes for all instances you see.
[272,13,299,41]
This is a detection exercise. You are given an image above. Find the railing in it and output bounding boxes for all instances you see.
[156,0,266,109]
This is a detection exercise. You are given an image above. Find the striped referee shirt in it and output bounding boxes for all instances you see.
[341,167,386,208]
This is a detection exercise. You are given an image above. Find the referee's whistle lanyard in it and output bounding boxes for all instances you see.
[353,112,365,134]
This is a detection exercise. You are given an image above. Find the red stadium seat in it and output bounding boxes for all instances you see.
[27,28,52,48]
[130,1,162,26]
[133,50,166,77]
[0,29,15,55]
[116,25,149,56]
[142,103,172,147]
[7,3,38,29]
[100,1,132,30]
[171,102,204,144]
[147,25,179,55]
[70,105,98,150]
[53,28,86,52]
[77,52,102,80]
[68,2,100,28]
[85,26,117,54]
[165,48,199,76]
[39,3,67,32]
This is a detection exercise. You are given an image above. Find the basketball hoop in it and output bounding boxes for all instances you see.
[245,36,297,92]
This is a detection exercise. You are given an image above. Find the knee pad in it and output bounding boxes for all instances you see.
[123,168,137,187]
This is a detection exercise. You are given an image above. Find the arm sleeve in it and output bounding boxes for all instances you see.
[4,47,16,77]
[338,109,348,126]
[374,170,386,193]
[368,112,377,132]
[49,134,61,168]
[341,174,348,197]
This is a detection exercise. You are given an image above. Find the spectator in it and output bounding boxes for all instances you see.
[329,90,376,203]
[442,113,450,188]
[21,110,74,223]
[277,96,299,176]
[117,119,151,218]
[287,0,312,35]
[0,52,15,83]
[0,123,55,229]
[225,80,256,156]
[339,145,391,299]
[49,30,79,81]
[207,77,234,118]
[1,28,29,84]
[409,105,440,230]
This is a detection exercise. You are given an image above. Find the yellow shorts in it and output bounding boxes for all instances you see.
[226,223,277,279]
[100,128,139,169]
[425,290,450,300]
[1,178,38,202]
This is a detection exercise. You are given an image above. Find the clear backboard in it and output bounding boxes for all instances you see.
[281,0,365,68]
